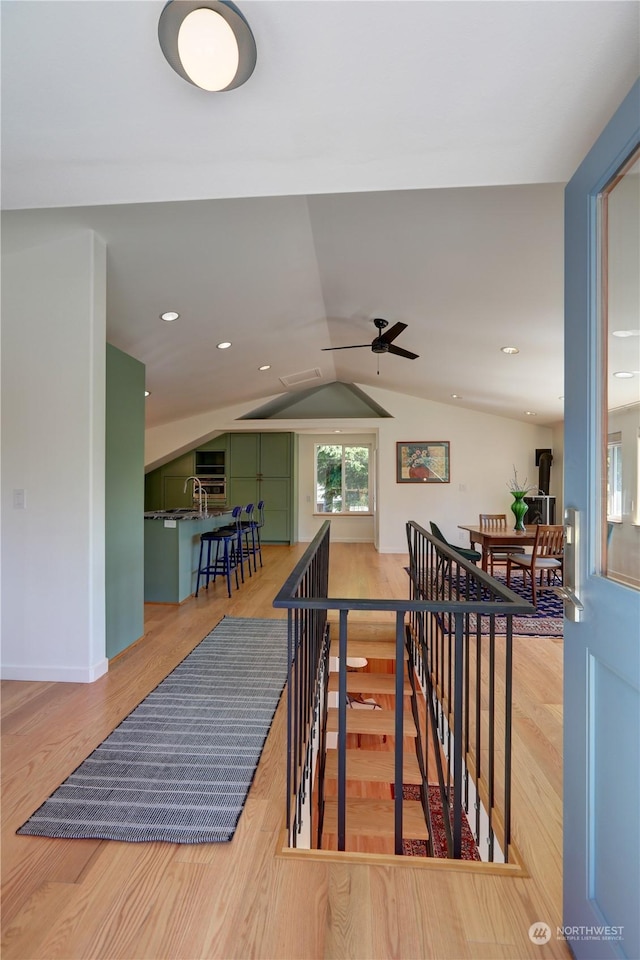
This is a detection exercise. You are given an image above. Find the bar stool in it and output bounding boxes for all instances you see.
[195,507,244,599]
[242,503,262,576]
[254,500,265,566]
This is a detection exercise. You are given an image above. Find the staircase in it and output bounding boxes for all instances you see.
[321,620,429,855]
[276,520,523,866]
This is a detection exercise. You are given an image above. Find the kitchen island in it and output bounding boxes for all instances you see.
[144,509,232,603]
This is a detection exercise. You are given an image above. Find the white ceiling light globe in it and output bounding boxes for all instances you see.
[178,9,240,92]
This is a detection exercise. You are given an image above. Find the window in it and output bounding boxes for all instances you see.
[607,433,622,521]
[315,444,371,514]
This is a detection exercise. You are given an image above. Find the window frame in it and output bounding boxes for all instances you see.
[313,442,373,516]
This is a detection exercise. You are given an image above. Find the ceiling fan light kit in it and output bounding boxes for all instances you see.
[158,0,257,92]
[322,318,419,369]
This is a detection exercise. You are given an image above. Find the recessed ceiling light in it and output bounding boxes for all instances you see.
[524,411,537,416]
[145,390,151,397]
[217,341,232,350]
[613,371,634,378]
[450,394,462,399]
[334,430,342,433]
[558,396,564,400]
[160,311,179,322]
[258,364,271,371]
[612,330,640,337]
[501,346,519,355]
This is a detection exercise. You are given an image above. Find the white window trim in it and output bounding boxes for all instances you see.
[314,442,373,517]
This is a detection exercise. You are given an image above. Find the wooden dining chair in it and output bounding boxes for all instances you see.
[478,513,526,575]
[506,524,564,605]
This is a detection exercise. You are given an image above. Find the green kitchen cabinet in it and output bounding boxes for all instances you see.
[229,433,260,476]
[144,469,163,511]
[260,432,292,477]
[228,432,296,544]
[197,435,228,452]
[260,477,291,542]
[145,451,195,510]
[163,476,193,509]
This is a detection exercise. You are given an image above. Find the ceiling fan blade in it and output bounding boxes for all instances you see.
[388,344,419,360]
[379,322,407,345]
[321,344,371,351]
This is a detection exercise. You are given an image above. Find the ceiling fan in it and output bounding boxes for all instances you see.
[322,318,419,361]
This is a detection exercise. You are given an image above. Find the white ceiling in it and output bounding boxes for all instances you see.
[2,1,638,430]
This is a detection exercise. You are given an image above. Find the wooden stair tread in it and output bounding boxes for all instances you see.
[325,748,422,784]
[327,621,406,641]
[328,672,412,695]
[330,639,408,660]
[323,798,428,839]
[327,707,416,736]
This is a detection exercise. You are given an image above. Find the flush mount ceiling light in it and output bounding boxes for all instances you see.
[217,341,232,349]
[160,311,179,322]
[158,0,257,92]
[258,364,271,371]
[501,346,519,355]
[613,370,635,378]
[612,329,640,337]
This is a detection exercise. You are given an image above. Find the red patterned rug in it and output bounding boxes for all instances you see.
[391,783,481,860]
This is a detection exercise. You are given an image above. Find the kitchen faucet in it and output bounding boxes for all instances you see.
[184,476,207,516]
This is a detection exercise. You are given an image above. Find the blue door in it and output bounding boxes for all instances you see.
[564,80,640,960]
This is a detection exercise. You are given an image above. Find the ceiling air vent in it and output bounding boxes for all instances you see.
[279,368,322,388]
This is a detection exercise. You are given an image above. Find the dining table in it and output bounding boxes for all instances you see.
[457,524,538,573]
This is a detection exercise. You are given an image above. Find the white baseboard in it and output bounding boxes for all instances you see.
[298,536,374,543]
[0,658,109,683]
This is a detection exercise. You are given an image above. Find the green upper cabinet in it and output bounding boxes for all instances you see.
[229,433,260,477]
[197,435,228,452]
[166,452,196,477]
[260,432,291,477]
[145,451,195,510]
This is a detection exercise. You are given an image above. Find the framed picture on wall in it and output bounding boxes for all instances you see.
[396,441,450,483]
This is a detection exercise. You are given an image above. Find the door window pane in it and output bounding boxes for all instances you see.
[601,148,640,588]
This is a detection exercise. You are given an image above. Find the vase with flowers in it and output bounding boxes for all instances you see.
[507,467,537,531]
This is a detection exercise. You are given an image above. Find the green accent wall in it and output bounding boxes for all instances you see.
[106,344,145,658]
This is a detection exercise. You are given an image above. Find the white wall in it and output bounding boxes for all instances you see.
[1,231,108,681]
[366,386,555,552]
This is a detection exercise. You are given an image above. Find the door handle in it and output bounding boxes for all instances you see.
[561,507,584,622]
[553,586,584,622]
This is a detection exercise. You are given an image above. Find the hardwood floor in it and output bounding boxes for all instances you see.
[1,543,569,959]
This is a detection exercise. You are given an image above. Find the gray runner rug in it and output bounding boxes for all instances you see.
[18,617,288,844]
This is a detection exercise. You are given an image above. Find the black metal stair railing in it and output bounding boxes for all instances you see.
[273,520,534,861]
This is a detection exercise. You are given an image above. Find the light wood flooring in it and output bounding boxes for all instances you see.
[1,542,569,959]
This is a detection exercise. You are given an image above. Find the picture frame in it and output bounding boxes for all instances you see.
[396,441,450,483]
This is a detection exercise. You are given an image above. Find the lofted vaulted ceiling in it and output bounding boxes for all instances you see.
[2,1,638,429]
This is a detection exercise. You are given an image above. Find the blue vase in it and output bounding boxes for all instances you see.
[511,492,528,531]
